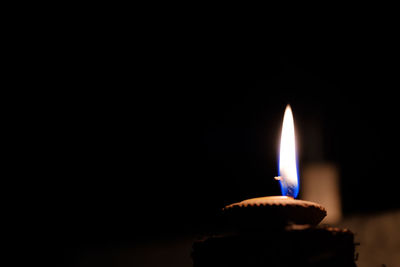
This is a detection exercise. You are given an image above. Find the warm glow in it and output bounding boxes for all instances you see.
[278,105,299,198]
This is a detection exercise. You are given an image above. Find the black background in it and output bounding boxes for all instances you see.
[18,22,400,265]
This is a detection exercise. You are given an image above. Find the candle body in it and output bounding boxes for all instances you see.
[301,163,342,224]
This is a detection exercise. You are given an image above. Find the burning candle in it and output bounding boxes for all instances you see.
[193,105,357,267]
[223,104,327,227]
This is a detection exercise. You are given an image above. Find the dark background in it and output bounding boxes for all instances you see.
[23,28,400,266]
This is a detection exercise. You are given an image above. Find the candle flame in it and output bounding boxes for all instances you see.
[278,105,299,198]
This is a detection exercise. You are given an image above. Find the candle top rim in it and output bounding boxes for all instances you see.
[224,196,326,211]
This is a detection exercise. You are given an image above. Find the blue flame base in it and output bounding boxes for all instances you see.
[279,180,299,198]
